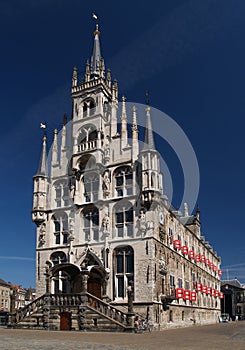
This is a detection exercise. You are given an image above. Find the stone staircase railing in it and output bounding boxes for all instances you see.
[10,293,132,331]
[86,292,128,329]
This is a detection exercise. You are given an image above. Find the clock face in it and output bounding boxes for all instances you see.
[159,211,164,225]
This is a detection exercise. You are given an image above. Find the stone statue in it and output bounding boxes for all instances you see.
[139,209,146,232]
[159,257,165,270]
[102,214,110,232]
[103,171,110,196]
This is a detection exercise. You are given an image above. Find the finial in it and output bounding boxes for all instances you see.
[72,67,77,87]
[196,204,200,220]
[184,202,189,217]
[94,23,100,36]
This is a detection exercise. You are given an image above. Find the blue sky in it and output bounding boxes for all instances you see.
[0,0,244,287]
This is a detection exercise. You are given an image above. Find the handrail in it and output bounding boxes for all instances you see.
[85,292,128,328]
[11,292,134,330]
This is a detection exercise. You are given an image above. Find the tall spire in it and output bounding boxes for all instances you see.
[142,105,156,151]
[131,106,139,162]
[90,23,104,78]
[120,96,128,149]
[35,136,48,177]
[51,129,58,166]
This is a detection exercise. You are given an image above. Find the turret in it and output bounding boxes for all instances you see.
[139,105,162,207]
[32,136,49,225]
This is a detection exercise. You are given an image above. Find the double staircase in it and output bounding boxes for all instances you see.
[9,293,132,332]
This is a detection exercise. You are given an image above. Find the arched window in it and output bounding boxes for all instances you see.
[52,214,69,245]
[83,172,99,202]
[115,202,133,238]
[54,181,70,208]
[50,253,68,293]
[52,271,70,294]
[83,103,88,118]
[89,100,96,116]
[50,251,67,265]
[114,166,133,197]
[83,206,99,241]
[114,246,134,299]
[78,154,96,172]
[77,125,98,152]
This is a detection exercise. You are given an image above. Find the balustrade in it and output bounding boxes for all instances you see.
[78,140,97,152]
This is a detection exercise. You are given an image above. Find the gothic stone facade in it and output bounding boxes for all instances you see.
[32,24,222,329]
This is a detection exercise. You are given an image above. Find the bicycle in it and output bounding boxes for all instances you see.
[135,318,153,333]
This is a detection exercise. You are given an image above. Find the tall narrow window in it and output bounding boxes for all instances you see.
[114,246,134,299]
[83,173,99,202]
[115,167,133,197]
[52,214,68,245]
[54,182,70,208]
[83,207,99,241]
[115,203,133,238]
[55,185,62,207]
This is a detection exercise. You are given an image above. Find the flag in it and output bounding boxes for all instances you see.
[40,123,46,129]
[92,13,98,20]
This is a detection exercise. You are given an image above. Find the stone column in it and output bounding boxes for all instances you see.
[45,266,51,294]
[79,269,89,331]
[125,282,135,332]
[9,288,17,326]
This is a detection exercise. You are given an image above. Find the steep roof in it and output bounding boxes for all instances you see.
[221,279,244,289]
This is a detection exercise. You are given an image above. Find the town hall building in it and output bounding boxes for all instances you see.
[13,23,223,331]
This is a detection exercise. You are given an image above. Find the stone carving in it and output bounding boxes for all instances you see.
[39,223,46,245]
[102,170,110,196]
[139,209,146,232]
[102,213,110,232]
[159,257,165,270]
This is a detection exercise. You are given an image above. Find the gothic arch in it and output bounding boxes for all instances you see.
[77,124,97,144]
[113,245,134,300]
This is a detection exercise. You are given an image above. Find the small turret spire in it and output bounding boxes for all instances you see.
[61,113,67,150]
[131,106,139,162]
[120,96,128,149]
[72,66,77,87]
[142,105,156,151]
[51,129,58,166]
[36,135,48,177]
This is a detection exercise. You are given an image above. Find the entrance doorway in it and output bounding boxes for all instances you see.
[87,277,102,299]
[60,312,71,330]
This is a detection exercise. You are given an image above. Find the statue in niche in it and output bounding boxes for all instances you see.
[102,214,110,233]
[102,170,110,196]
[39,223,46,245]
[139,209,146,232]
[159,257,165,270]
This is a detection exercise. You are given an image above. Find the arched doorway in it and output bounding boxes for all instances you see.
[87,269,102,299]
